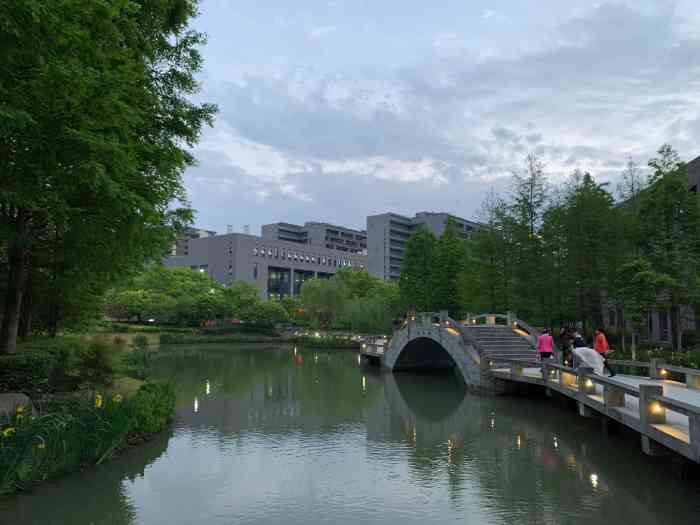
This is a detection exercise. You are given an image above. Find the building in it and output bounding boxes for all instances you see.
[367,211,479,281]
[164,232,367,300]
[262,221,367,254]
[171,227,217,256]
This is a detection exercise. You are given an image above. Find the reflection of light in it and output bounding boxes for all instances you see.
[357,354,361,365]
[193,397,199,413]
[516,435,522,449]
[553,436,559,449]
[490,418,495,429]
[362,376,366,392]
[205,380,211,396]
[314,354,318,363]
[590,473,599,489]
[294,346,297,355]
[267,385,273,397]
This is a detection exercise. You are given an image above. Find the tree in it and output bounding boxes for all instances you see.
[636,145,700,351]
[0,1,216,352]
[399,226,437,311]
[617,258,673,359]
[299,278,347,329]
[334,268,378,299]
[430,219,467,316]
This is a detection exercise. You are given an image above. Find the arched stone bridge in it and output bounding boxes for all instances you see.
[362,311,540,391]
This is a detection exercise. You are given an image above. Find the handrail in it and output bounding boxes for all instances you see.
[608,359,650,369]
[577,370,641,396]
[491,357,541,366]
[648,394,700,416]
[663,364,700,376]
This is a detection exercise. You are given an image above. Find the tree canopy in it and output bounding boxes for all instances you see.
[0,0,216,352]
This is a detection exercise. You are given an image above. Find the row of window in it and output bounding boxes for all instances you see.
[253,246,364,269]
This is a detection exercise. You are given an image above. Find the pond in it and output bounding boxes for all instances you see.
[1,344,699,524]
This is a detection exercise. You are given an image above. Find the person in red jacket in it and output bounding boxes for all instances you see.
[594,328,615,377]
[537,329,554,360]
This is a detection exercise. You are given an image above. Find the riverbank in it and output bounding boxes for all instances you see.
[0,336,175,496]
[159,332,361,349]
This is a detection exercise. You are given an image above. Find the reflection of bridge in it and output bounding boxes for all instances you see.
[363,311,700,465]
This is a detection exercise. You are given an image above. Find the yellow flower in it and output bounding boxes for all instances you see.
[113,394,123,404]
[16,405,25,414]
[95,394,103,409]
[2,427,15,438]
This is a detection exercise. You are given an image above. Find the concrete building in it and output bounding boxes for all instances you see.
[367,211,479,281]
[165,232,367,300]
[262,221,367,254]
[172,227,217,256]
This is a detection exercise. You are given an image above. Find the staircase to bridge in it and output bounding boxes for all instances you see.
[467,325,537,363]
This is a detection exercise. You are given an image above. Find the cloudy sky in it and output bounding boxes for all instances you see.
[185,0,700,233]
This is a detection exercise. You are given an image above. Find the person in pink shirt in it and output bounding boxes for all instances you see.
[537,329,554,360]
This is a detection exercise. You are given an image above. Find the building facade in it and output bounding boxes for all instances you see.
[367,211,479,281]
[262,221,367,254]
[171,227,217,256]
[165,232,367,300]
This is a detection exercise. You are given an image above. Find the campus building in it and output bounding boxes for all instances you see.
[171,227,217,256]
[367,211,479,281]
[261,221,367,254]
[164,232,367,300]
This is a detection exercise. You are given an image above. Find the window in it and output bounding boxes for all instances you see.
[254,247,258,256]
[322,256,326,264]
[253,263,258,279]
[306,255,310,263]
[274,248,278,258]
[268,249,272,257]
[228,247,233,255]
[311,256,315,263]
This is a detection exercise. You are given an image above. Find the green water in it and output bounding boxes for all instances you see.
[1,344,699,524]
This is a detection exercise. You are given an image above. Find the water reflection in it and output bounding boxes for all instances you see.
[0,344,698,525]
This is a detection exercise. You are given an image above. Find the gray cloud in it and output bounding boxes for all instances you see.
[188,1,700,231]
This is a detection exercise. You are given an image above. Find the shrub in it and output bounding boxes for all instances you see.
[132,335,149,350]
[129,382,175,434]
[200,324,276,336]
[159,333,186,345]
[0,352,59,395]
[77,342,119,386]
[111,324,130,333]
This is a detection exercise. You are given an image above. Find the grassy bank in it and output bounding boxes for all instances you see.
[0,382,174,495]
[0,335,174,495]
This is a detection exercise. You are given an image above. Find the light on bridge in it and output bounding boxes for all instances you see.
[362,376,366,392]
[660,368,668,377]
[651,402,664,415]
[590,473,599,489]
[193,397,199,413]
[205,380,211,396]
[516,435,522,449]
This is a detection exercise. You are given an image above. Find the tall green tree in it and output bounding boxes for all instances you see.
[430,219,467,316]
[399,226,437,311]
[636,145,700,351]
[0,0,216,352]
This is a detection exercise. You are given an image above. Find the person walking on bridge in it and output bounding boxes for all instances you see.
[537,329,554,361]
[594,328,615,377]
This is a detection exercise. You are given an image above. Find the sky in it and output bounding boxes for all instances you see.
[184,0,700,233]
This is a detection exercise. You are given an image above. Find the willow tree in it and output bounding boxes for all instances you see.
[0,0,216,353]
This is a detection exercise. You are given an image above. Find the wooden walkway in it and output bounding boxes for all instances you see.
[491,359,700,463]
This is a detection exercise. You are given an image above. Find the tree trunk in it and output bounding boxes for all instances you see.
[0,210,31,354]
[670,303,681,353]
[631,330,637,361]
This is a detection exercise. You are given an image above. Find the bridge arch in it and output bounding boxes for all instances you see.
[392,336,459,372]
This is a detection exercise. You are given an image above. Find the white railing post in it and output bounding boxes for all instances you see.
[639,385,666,426]
[604,384,625,408]
[649,358,664,380]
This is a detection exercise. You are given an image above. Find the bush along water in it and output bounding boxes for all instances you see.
[0,382,175,495]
